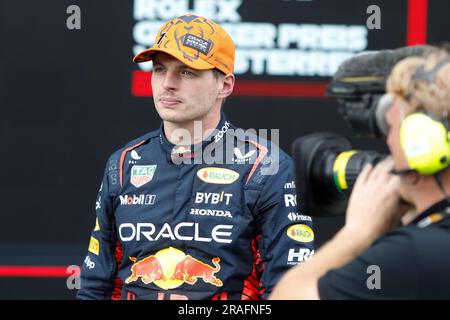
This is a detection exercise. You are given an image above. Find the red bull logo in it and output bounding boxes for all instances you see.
[171,255,222,286]
[171,146,195,160]
[125,247,222,289]
[172,146,192,155]
[125,255,166,284]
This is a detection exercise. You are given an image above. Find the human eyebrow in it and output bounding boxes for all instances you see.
[177,65,198,73]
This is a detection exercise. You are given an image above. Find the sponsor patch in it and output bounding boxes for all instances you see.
[119,222,233,244]
[214,121,230,143]
[194,192,233,205]
[130,165,157,188]
[129,150,142,164]
[94,218,100,231]
[287,248,315,265]
[131,150,141,160]
[284,181,296,189]
[183,34,212,55]
[125,247,222,289]
[197,167,239,184]
[119,194,156,206]
[287,212,312,222]
[88,237,100,255]
[190,208,233,218]
[95,196,101,210]
[108,159,119,186]
[284,194,297,207]
[232,148,256,164]
[286,224,314,243]
[84,256,96,270]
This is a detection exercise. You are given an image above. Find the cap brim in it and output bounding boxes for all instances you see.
[133,47,215,71]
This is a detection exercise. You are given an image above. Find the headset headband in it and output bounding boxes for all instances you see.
[412,57,450,83]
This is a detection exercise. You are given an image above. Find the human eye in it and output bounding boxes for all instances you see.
[152,65,165,74]
[180,69,197,77]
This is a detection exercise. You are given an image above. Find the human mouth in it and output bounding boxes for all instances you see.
[159,97,182,107]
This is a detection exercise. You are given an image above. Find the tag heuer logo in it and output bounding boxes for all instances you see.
[130,165,157,188]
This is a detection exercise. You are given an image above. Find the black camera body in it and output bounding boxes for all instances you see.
[327,77,388,139]
[293,46,433,216]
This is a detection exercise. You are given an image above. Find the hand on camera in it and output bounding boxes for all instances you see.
[343,157,411,241]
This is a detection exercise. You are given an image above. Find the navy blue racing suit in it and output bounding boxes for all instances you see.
[77,113,315,300]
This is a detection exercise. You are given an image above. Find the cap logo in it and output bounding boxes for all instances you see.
[178,14,198,23]
[157,32,167,46]
[183,34,211,55]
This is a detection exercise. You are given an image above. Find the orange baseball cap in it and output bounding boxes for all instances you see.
[133,14,235,75]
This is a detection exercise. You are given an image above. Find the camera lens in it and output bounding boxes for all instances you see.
[293,133,386,216]
[332,151,385,195]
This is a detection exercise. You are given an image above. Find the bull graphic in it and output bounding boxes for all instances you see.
[125,256,166,284]
[171,255,222,287]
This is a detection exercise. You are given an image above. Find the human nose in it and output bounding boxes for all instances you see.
[162,70,179,91]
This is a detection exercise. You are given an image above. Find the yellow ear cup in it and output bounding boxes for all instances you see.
[400,113,450,174]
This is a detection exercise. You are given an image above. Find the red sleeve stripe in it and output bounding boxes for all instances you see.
[241,286,262,300]
[245,141,269,185]
[211,292,228,300]
[244,284,261,299]
[240,237,263,300]
[244,278,260,292]
[111,241,123,300]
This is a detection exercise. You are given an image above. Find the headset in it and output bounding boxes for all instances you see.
[400,57,450,175]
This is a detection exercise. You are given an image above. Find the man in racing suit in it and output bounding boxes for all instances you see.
[77,14,314,300]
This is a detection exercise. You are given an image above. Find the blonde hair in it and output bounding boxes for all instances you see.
[387,50,450,115]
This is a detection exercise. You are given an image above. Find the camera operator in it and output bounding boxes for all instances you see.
[271,50,450,299]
